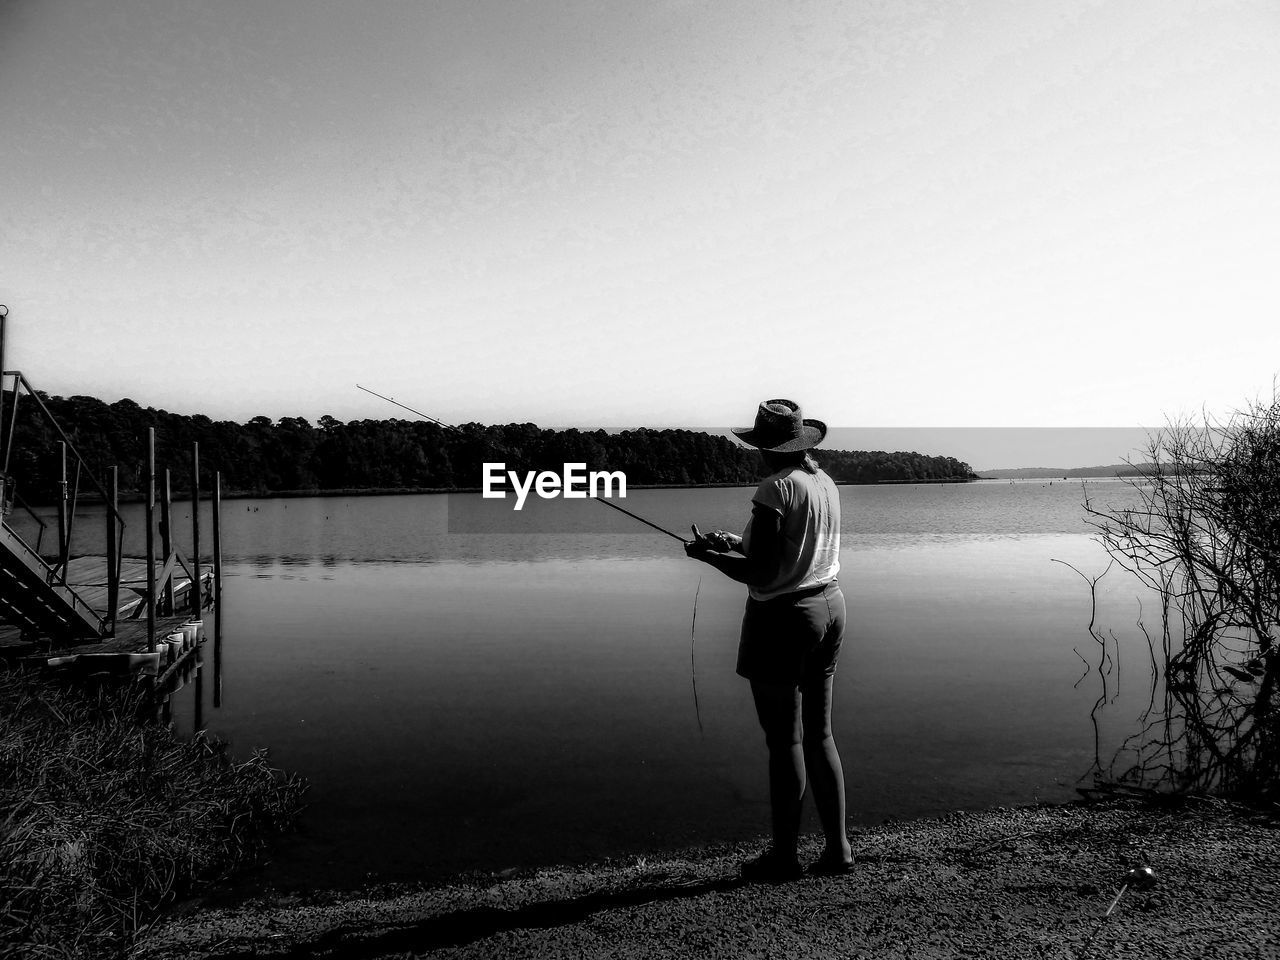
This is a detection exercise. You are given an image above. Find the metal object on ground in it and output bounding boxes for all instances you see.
[1105,865,1157,917]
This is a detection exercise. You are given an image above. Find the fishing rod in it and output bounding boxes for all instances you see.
[592,496,689,544]
[356,385,690,543]
[359,383,704,733]
[356,384,456,430]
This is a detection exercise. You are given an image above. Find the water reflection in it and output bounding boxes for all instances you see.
[214,568,223,710]
[150,619,223,736]
[193,644,203,732]
[52,481,1143,568]
[54,482,1161,892]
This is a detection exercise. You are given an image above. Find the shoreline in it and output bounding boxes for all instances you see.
[30,476,981,507]
[135,795,1280,959]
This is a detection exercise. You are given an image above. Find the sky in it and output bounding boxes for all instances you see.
[3,0,1279,468]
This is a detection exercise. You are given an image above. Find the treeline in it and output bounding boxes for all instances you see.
[2,393,976,503]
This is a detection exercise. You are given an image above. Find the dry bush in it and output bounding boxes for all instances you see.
[1083,389,1280,801]
[0,669,307,958]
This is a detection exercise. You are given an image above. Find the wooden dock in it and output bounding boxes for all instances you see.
[0,553,215,664]
[1,317,223,685]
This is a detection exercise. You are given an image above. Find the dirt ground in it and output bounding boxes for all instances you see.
[134,798,1280,959]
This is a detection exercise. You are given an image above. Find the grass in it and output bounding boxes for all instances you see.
[0,668,307,959]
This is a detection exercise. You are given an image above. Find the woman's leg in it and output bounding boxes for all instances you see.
[749,680,805,862]
[801,673,852,864]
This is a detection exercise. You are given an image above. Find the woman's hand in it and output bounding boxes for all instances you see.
[686,524,739,554]
[685,523,711,559]
[683,508,780,587]
[684,540,710,559]
[703,530,741,552]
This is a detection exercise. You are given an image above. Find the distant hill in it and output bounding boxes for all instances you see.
[977,463,1153,480]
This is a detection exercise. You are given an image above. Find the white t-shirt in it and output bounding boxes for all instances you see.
[741,465,841,601]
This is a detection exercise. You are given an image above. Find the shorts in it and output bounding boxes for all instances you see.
[735,580,846,686]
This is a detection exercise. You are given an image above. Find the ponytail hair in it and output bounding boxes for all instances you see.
[762,450,821,475]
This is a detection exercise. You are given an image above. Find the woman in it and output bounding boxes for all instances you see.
[686,398,853,881]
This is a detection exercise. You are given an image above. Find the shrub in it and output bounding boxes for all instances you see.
[1084,388,1280,801]
[0,669,307,958]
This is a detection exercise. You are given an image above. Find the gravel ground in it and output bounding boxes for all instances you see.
[134,798,1280,959]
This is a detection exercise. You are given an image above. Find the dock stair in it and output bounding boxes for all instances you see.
[0,309,223,689]
[0,323,125,648]
[0,520,105,642]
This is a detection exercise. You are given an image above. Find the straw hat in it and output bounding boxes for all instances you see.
[732,399,827,452]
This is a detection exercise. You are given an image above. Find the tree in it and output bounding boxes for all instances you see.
[0,391,979,501]
[1084,388,1280,801]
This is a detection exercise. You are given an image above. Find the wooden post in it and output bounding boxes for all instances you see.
[193,642,205,732]
[160,469,174,615]
[213,474,222,709]
[57,442,68,576]
[106,466,119,635]
[145,429,156,653]
[213,607,222,709]
[190,442,201,616]
[212,470,222,617]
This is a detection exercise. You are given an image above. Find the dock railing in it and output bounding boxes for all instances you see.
[0,385,127,639]
[140,430,218,653]
[0,308,223,658]
[0,309,126,639]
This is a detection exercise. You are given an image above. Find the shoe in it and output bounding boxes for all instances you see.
[808,852,854,876]
[740,850,804,884]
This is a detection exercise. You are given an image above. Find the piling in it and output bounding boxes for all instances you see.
[213,614,222,709]
[145,428,156,653]
[212,471,223,708]
[194,642,204,731]
[212,471,222,612]
[106,466,119,634]
[160,469,175,615]
[190,443,201,616]
[56,442,68,576]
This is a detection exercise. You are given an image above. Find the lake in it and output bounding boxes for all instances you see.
[56,480,1158,891]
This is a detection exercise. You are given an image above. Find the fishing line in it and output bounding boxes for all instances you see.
[358,384,708,728]
[691,576,703,735]
[355,384,690,542]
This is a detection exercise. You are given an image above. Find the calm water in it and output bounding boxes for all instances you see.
[53,480,1157,891]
